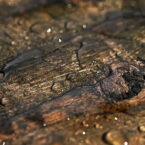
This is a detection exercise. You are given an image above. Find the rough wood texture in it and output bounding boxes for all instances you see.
[1,60,145,140]
[0,0,145,145]
[1,0,145,20]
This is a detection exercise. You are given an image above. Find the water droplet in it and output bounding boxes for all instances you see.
[82,24,87,29]
[47,28,52,33]
[11,41,16,45]
[105,130,127,145]
[114,117,118,120]
[82,131,86,135]
[58,38,62,43]
[43,123,47,127]
[124,141,128,145]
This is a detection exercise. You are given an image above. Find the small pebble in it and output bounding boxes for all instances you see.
[65,21,77,30]
[85,138,91,144]
[95,123,103,129]
[24,36,29,40]
[95,115,100,120]
[1,97,9,106]
[11,41,16,45]
[139,125,145,132]
[82,120,89,128]
[51,82,63,93]
[105,130,127,145]
[69,137,76,142]
[67,117,70,121]
[75,130,81,136]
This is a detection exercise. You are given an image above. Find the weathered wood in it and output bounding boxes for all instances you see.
[0,0,62,19]
[1,0,145,20]
[0,0,145,144]
[1,60,145,141]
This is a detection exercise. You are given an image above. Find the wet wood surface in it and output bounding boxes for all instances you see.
[0,0,145,145]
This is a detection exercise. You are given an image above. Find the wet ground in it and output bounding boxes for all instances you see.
[0,0,145,145]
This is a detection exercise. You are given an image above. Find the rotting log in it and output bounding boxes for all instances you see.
[0,17,145,142]
[1,60,145,141]
[0,0,145,20]
[0,0,145,144]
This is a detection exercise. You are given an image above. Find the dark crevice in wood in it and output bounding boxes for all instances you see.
[75,49,83,70]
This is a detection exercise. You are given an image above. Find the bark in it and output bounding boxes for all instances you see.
[0,0,145,20]
[0,0,145,144]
